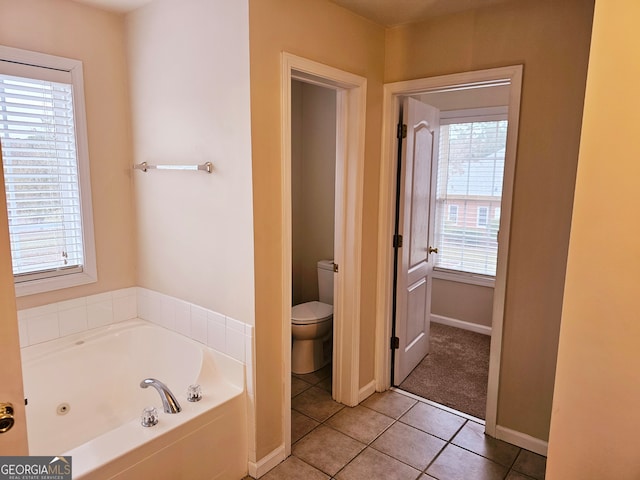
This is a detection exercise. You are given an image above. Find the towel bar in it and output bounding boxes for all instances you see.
[134,162,213,174]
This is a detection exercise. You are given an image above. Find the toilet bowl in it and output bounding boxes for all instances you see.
[291,259,334,374]
[291,301,333,374]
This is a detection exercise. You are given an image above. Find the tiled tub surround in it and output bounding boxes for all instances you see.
[17,287,253,366]
[17,287,254,479]
[18,288,138,347]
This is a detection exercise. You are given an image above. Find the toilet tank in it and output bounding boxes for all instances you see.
[317,260,334,305]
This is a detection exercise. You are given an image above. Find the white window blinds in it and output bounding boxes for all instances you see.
[0,70,84,280]
[434,118,508,277]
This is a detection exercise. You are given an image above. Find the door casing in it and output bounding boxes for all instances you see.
[281,53,367,456]
[375,65,523,437]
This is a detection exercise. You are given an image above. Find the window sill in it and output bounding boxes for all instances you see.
[14,270,97,297]
[433,269,495,288]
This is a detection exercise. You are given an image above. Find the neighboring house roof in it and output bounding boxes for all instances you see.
[443,147,505,197]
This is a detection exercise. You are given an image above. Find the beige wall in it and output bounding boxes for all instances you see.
[385,0,595,440]
[125,0,255,324]
[249,0,385,458]
[292,81,336,306]
[547,1,640,477]
[431,279,493,327]
[0,0,137,310]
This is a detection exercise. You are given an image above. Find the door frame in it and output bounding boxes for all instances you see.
[281,53,366,455]
[375,65,523,436]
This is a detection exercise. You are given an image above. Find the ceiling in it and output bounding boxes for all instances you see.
[329,0,510,26]
[71,0,510,25]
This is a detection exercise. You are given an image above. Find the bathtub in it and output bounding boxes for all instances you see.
[21,319,247,479]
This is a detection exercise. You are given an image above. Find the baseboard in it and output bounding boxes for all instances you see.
[495,425,548,457]
[247,444,286,478]
[431,314,492,336]
[358,379,376,402]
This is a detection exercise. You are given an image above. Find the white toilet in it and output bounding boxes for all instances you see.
[291,260,334,374]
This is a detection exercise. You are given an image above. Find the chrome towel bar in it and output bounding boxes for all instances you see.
[134,162,213,174]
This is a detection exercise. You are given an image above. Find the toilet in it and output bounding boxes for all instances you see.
[291,260,334,374]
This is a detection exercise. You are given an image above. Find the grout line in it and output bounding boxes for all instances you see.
[420,419,468,477]
[390,387,535,478]
[292,387,431,477]
[290,383,535,480]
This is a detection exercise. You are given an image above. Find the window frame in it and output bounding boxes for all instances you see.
[432,107,508,288]
[0,45,96,296]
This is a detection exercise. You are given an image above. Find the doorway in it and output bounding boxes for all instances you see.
[290,78,336,389]
[281,53,367,457]
[375,66,523,436]
[392,88,509,420]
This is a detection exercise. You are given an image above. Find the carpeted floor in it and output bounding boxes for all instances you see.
[398,322,490,419]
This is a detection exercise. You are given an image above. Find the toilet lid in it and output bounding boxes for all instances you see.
[291,301,333,324]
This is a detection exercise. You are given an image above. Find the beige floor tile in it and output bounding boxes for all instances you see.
[293,364,332,385]
[292,386,344,422]
[335,447,420,480]
[292,425,366,476]
[326,405,394,444]
[451,420,520,466]
[361,390,417,419]
[426,444,508,480]
[371,421,445,470]
[292,376,313,397]
[512,450,547,479]
[506,471,537,480]
[262,456,329,480]
[291,409,320,444]
[317,375,332,393]
[399,401,466,441]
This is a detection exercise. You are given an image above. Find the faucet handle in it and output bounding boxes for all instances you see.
[187,384,202,402]
[141,406,159,427]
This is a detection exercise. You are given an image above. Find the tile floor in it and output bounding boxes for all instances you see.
[246,365,546,480]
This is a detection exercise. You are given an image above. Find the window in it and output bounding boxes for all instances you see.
[434,111,507,278]
[0,46,96,296]
[477,206,489,227]
[447,204,458,223]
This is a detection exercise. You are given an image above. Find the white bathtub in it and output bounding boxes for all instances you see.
[21,319,248,479]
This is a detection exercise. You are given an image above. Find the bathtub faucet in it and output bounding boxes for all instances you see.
[140,378,182,414]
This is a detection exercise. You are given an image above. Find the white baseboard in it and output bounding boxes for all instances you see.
[359,379,376,402]
[248,444,286,478]
[431,314,492,336]
[495,425,548,457]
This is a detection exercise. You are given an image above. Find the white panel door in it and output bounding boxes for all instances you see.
[394,97,439,384]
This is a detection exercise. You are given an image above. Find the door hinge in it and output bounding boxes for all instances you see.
[397,123,407,139]
[333,263,339,273]
[393,234,403,248]
[390,336,400,350]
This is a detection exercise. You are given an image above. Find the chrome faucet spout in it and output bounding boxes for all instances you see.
[140,378,182,414]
